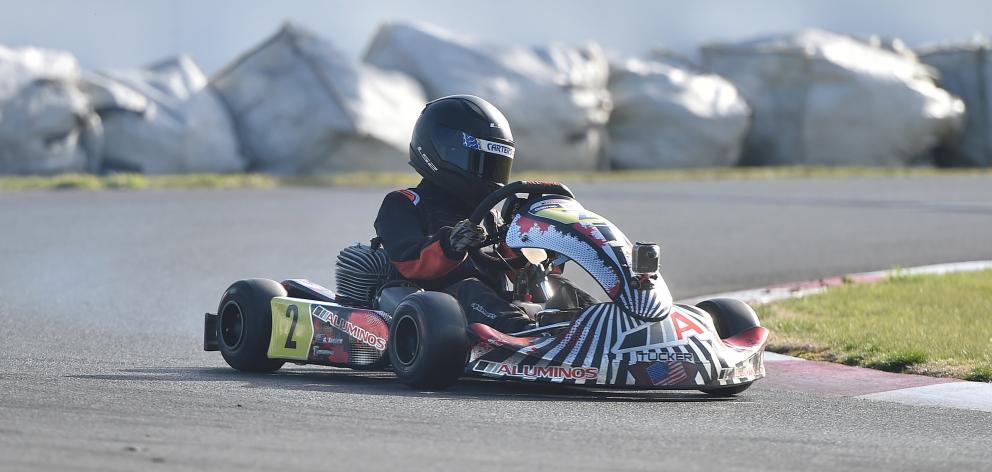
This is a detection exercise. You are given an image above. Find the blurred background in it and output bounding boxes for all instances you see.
[2,0,992,176]
[5,0,992,71]
[5,6,992,471]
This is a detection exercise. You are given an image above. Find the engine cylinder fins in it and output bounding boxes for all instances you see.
[335,243,396,308]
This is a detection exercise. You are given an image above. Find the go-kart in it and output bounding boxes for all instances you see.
[204,181,768,394]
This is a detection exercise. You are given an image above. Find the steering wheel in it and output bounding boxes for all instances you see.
[465,181,574,271]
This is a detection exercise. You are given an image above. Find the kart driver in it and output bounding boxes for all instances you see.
[374,95,595,333]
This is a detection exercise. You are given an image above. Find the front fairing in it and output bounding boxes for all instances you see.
[466,302,767,388]
[504,196,673,320]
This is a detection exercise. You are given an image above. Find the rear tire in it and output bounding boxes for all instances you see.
[388,292,469,390]
[217,279,287,372]
[695,298,761,339]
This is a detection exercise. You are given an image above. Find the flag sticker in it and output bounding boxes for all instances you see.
[646,362,670,383]
[631,360,698,386]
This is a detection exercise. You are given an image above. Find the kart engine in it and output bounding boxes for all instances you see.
[335,242,396,308]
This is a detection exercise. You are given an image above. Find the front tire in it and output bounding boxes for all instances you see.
[388,292,469,390]
[217,279,287,372]
[702,383,752,396]
[696,298,761,396]
[695,298,761,339]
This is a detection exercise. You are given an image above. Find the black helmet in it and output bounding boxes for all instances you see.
[409,95,514,205]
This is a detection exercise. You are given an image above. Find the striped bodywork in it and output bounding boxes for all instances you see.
[467,303,766,388]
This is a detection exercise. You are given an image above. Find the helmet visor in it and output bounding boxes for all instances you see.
[478,152,512,185]
[432,127,514,185]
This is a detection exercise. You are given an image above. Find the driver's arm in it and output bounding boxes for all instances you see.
[373,190,466,280]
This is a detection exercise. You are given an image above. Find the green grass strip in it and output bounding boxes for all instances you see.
[1,166,991,191]
[0,173,279,191]
[758,269,992,382]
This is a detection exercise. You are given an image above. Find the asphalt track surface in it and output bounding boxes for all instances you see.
[2,175,991,471]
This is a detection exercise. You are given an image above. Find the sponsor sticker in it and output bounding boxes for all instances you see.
[629,361,699,386]
[311,305,387,351]
[462,133,514,159]
[481,139,514,158]
[720,356,763,381]
[314,334,344,345]
[417,146,438,171]
[529,199,567,213]
[529,199,605,225]
[671,311,706,341]
[471,303,498,320]
[634,350,695,363]
[474,360,598,380]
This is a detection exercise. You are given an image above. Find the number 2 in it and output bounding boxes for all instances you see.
[284,305,299,349]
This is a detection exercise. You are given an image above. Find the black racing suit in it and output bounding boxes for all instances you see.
[374,180,594,333]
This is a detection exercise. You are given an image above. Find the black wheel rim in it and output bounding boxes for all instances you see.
[393,313,420,367]
[220,300,245,350]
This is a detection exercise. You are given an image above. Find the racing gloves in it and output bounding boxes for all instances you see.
[449,219,487,253]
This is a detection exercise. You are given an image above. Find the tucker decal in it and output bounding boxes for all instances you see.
[634,350,696,363]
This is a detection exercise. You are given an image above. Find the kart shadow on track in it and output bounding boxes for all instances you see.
[70,367,742,403]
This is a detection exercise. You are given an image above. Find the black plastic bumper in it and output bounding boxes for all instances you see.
[203,312,219,351]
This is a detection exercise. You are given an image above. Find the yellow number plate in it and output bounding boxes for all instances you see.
[268,297,314,361]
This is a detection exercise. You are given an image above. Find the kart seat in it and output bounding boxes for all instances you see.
[376,285,422,315]
[281,279,337,303]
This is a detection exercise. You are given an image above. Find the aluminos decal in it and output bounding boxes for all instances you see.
[474,360,598,380]
[311,305,387,351]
